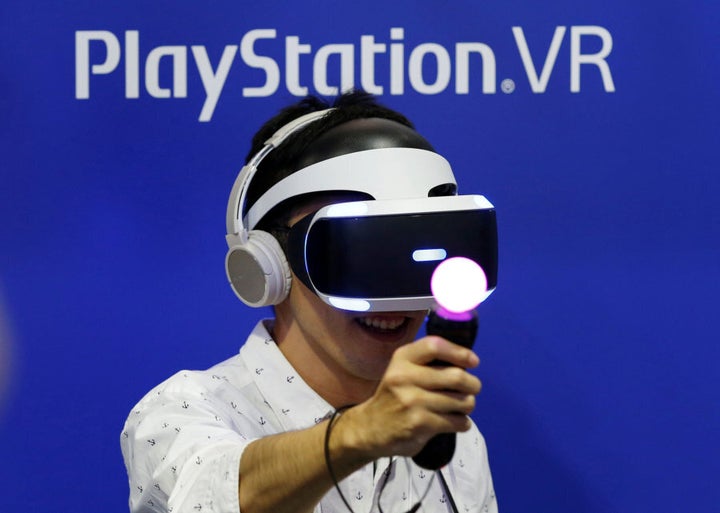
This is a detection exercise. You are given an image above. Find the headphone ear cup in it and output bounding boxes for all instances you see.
[225,230,291,307]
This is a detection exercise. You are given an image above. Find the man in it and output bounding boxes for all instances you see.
[121,91,498,513]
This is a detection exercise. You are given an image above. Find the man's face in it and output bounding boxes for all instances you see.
[272,197,428,401]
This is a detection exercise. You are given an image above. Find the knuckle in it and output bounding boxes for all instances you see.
[383,369,403,387]
[462,394,476,414]
[406,408,429,431]
[446,367,467,388]
[424,336,444,357]
[397,389,418,409]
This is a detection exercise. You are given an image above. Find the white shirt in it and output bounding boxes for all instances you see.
[121,320,498,513]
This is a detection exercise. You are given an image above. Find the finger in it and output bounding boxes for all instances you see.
[387,356,481,395]
[413,365,482,395]
[424,390,477,417]
[400,336,480,369]
[410,406,475,436]
[395,387,478,418]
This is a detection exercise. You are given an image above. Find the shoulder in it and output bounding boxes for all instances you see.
[126,320,273,415]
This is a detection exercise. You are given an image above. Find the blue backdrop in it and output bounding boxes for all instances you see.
[1,1,718,512]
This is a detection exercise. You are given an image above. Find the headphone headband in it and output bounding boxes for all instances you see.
[226,108,335,242]
[224,108,334,308]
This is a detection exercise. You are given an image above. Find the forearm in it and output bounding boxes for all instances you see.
[238,413,371,513]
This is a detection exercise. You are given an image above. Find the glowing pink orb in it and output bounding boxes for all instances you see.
[430,257,488,313]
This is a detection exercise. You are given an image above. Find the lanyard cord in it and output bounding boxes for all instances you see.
[324,406,357,513]
[438,470,460,513]
[377,464,434,513]
[324,406,459,513]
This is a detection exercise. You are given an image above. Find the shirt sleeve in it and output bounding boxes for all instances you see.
[120,373,254,513]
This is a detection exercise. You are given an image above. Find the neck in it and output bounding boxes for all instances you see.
[270,318,380,408]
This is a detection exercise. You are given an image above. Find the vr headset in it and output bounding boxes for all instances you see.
[225,109,497,312]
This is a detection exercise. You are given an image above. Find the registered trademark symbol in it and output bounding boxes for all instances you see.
[501,79,515,94]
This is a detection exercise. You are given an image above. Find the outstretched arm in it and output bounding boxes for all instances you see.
[238,336,481,513]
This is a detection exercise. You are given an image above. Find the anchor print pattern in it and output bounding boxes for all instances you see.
[121,322,497,513]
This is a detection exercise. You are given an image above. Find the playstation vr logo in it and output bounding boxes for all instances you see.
[75,26,615,122]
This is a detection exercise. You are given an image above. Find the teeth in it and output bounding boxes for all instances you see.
[358,317,405,331]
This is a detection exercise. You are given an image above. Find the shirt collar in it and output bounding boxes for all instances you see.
[240,320,334,431]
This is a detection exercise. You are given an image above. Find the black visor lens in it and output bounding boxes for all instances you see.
[293,209,497,299]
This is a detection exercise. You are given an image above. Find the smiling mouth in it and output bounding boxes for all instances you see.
[355,315,409,335]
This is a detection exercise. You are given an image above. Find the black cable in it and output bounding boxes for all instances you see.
[324,406,449,513]
[438,470,460,513]
[324,405,356,513]
[377,461,435,513]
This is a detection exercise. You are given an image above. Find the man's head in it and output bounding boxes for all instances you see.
[225,91,497,313]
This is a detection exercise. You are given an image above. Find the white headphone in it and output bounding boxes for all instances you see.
[224,109,335,307]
